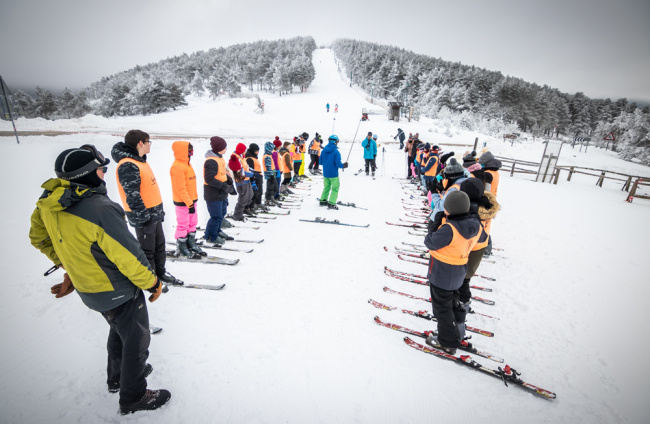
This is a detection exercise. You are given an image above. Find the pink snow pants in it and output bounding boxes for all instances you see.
[174,204,198,239]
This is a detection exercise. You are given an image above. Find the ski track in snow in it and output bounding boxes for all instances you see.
[1,49,650,423]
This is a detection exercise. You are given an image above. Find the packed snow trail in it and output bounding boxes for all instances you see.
[0,49,650,423]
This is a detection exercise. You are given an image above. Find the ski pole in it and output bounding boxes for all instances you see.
[332,117,336,134]
[344,119,362,171]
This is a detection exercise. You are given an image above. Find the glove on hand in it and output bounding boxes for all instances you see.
[252,181,258,191]
[343,162,349,169]
[51,272,74,298]
[188,204,196,214]
[229,185,237,195]
[148,278,162,303]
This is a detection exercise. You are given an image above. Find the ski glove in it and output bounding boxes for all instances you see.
[51,273,74,298]
[252,181,258,191]
[188,204,196,214]
[148,278,162,303]
[228,185,237,195]
[276,170,282,178]
[343,162,349,169]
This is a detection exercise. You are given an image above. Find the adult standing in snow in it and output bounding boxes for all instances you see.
[112,130,180,286]
[361,132,378,176]
[394,128,405,149]
[203,136,237,244]
[405,134,415,178]
[319,135,348,209]
[29,145,171,414]
[170,141,205,258]
[423,190,482,354]
[308,133,323,174]
[326,103,330,113]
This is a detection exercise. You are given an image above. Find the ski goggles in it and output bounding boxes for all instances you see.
[55,144,110,180]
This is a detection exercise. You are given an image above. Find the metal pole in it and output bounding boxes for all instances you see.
[343,119,362,170]
[473,137,478,152]
[381,147,386,177]
[332,117,336,134]
[0,76,19,144]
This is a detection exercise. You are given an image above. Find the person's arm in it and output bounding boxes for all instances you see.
[246,157,255,170]
[117,162,150,225]
[284,153,293,171]
[204,159,230,191]
[424,223,453,251]
[170,166,193,207]
[29,205,61,266]
[335,150,345,169]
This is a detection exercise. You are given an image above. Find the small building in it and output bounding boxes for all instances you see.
[387,102,404,121]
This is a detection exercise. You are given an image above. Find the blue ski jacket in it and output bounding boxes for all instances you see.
[320,141,345,178]
[361,137,377,159]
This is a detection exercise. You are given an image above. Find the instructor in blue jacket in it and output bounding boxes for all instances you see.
[319,135,348,210]
[361,132,378,176]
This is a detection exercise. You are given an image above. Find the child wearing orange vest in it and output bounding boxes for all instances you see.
[262,141,279,206]
[203,136,237,244]
[229,144,255,221]
[244,143,266,212]
[478,150,502,257]
[279,142,294,195]
[308,133,323,174]
[170,141,205,257]
[423,190,482,354]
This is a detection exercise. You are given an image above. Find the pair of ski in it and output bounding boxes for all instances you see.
[166,252,239,265]
[387,221,427,229]
[337,201,367,210]
[368,299,494,338]
[383,268,495,306]
[382,257,492,292]
[387,262,496,283]
[299,217,369,228]
[397,253,497,271]
[167,241,253,254]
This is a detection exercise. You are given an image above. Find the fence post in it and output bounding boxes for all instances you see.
[568,166,574,181]
[622,175,632,192]
[510,161,516,177]
[553,168,560,185]
[597,171,606,187]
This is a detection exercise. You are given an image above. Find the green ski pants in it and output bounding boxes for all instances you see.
[320,177,340,205]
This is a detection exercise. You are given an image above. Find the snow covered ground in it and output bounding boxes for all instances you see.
[1,49,650,423]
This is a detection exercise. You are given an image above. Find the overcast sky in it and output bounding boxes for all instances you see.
[1,0,649,103]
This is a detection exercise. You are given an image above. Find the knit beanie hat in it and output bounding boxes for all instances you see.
[372,134,378,140]
[444,190,470,215]
[210,136,227,153]
[248,143,260,153]
[273,139,282,148]
[431,145,439,153]
[54,146,110,188]
[479,151,495,165]
[424,143,431,150]
[462,150,477,167]
[302,132,309,140]
[228,154,241,171]
[367,132,373,136]
[460,178,485,201]
[235,143,247,155]
[274,136,280,141]
[466,162,482,173]
[443,158,464,179]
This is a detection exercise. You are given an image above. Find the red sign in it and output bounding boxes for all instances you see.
[604,132,616,141]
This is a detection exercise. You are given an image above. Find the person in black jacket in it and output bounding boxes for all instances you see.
[203,136,237,244]
[394,128,405,149]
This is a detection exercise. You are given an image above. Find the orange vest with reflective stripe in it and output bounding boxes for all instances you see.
[116,158,162,212]
[472,222,488,251]
[424,155,439,176]
[430,221,481,265]
[248,157,262,173]
[486,170,499,196]
[262,154,276,172]
[204,156,227,184]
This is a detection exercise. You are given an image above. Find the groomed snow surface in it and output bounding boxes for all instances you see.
[1,49,650,423]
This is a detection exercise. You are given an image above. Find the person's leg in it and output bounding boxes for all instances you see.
[204,200,220,241]
[265,177,274,201]
[371,158,377,172]
[320,177,332,201]
[106,322,122,388]
[153,222,167,276]
[254,175,263,205]
[233,185,248,220]
[135,223,157,271]
[218,200,228,232]
[174,205,190,239]
[101,291,151,407]
[484,235,493,256]
[188,202,198,233]
[430,285,461,348]
[315,155,320,171]
[293,162,301,180]
[328,177,340,204]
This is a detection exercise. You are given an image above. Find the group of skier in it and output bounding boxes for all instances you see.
[403,142,503,355]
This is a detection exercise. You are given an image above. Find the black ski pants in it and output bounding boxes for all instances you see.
[308,154,320,170]
[248,173,263,207]
[135,221,166,277]
[365,158,376,173]
[293,161,302,179]
[102,290,150,406]
[430,285,464,348]
[265,176,278,201]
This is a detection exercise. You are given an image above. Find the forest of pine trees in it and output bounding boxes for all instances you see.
[9,36,316,119]
[331,39,650,164]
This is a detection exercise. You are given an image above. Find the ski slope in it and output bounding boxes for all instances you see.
[1,49,650,423]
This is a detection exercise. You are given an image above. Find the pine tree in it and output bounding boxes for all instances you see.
[34,87,58,119]
[58,88,76,118]
[190,72,204,97]
[12,90,36,118]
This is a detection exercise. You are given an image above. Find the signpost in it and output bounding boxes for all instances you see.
[536,140,563,183]
[0,76,19,144]
[604,132,616,151]
[574,137,591,152]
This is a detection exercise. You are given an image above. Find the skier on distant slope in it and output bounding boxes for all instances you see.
[319,135,348,209]
[326,103,330,112]
[394,128,405,149]
[423,190,482,354]
[29,145,170,415]
[112,130,181,286]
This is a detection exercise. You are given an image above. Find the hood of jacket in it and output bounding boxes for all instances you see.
[172,141,191,163]
[264,142,274,155]
[111,142,146,164]
[478,191,500,221]
[279,147,289,155]
[205,150,221,159]
[245,149,259,159]
[37,178,107,212]
[322,141,339,154]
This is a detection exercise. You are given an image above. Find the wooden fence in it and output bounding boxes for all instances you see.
[552,165,650,192]
[625,179,650,202]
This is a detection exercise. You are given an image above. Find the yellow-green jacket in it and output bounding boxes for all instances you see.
[29,178,156,312]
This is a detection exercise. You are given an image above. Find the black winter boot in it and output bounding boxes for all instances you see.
[119,389,172,415]
[175,237,192,257]
[220,218,233,229]
[327,203,339,210]
[108,364,153,393]
[187,232,207,256]
[425,334,456,355]
[319,199,328,207]
[160,271,184,285]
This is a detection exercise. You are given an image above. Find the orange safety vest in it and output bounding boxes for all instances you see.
[424,156,439,177]
[116,158,163,212]
[440,215,487,252]
[248,157,262,173]
[279,151,291,173]
[486,170,500,196]
[417,150,424,164]
[291,144,303,162]
[309,139,322,154]
[237,154,250,181]
[204,156,227,184]
[262,154,276,172]
[430,221,481,265]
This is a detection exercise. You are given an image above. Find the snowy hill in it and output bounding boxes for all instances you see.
[1,49,650,423]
